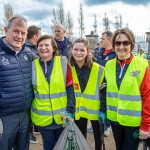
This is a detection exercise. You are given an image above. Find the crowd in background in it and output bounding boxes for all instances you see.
[0,14,150,150]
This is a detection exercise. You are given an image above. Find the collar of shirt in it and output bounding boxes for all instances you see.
[103,48,113,55]
[3,38,22,54]
[116,52,134,67]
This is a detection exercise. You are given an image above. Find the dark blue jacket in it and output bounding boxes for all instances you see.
[0,37,35,116]
[25,40,37,54]
[96,48,116,66]
[54,37,72,59]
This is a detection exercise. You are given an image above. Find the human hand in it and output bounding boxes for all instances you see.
[98,112,106,124]
[139,129,149,140]
[60,56,67,61]
[67,113,73,119]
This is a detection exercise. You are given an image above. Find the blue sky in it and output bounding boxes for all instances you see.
[0,0,150,36]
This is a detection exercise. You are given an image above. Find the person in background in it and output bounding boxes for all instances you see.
[93,43,101,58]
[137,48,147,59]
[26,25,41,54]
[105,28,150,150]
[26,25,42,144]
[0,15,35,150]
[96,30,116,137]
[54,24,72,59]
[69,38,105,150]
[31,35,75,150]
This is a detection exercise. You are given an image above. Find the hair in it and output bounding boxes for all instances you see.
[112,28,135,51]
[69,38,93,68]
[102,30,113,40]
[37,35,59,56]
[27,25,41,39]
[6,15,27,28]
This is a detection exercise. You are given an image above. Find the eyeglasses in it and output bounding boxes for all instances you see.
[114,41,131,47]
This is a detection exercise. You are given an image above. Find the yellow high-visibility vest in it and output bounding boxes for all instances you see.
[72,62,104,120]
[31,56,67,126]
[137,53,147,59]
[105,56,148,126]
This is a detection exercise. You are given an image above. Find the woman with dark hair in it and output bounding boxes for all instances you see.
[105,28,150,150]
[69,38,105,150]
[31,35,75,150]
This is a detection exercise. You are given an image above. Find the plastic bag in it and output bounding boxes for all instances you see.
[53,114,92,150]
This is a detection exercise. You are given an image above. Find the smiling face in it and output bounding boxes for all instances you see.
[4,18,27,51]
[38,39,54,62]
[71,42,88,67]
[114,33,131,60]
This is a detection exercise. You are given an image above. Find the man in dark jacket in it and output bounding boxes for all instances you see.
[93,42,101,58]
[54,24,72,59]
[26,25,41,144]
[96,31,116,137]
[0,15,35,150]
[26,25,41,54]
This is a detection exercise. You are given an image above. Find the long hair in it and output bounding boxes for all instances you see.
[69,38,93,68]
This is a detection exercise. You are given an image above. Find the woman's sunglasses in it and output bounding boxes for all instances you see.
[114,41,131,47]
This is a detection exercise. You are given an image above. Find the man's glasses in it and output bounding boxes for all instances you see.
[114,41,131,47]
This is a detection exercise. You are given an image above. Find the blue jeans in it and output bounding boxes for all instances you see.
[39,127,64,150]
[111,122,140,150]
[0,111,30,150]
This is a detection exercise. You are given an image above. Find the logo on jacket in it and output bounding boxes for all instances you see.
[74,83,79,90]
[104,56,109,60]
[130,70,141,77]
[24,55,28,60]
[2,56,9,65]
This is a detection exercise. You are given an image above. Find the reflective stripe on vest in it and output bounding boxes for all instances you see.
[72,62,104,120]
[31,106,66,116]
[31,56,67,126]
[107,92,141,102]
[105,56,148,126]
[34,92,67,99]
[107,105,142,117]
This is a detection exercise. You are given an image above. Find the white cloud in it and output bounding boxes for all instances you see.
[0,0,150,37]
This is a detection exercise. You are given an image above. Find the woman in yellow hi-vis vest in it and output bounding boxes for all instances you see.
[31,35,75,150]
[105,28,150,150]
[69,38,105,150]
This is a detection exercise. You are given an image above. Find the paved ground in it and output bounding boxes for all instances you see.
[29,128,143,150]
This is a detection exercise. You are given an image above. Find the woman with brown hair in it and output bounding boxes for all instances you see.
[105,28,150,150]
[31,35,75,150]
[69,38,105,150]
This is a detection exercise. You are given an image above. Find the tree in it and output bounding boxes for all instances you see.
[114,14,123,30]
[103,12,110,31]
[93,14,97,34]
[78,3,85,38]
[57,0,65,26]
[3,3,14,25]
[119,14,122,29]
[66,11,73,39]
[0,3,14,35]
[114,16,119,30]
[50,0,66,35]
[50,8,58,35]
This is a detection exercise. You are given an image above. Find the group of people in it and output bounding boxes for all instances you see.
[0,14,150,150]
